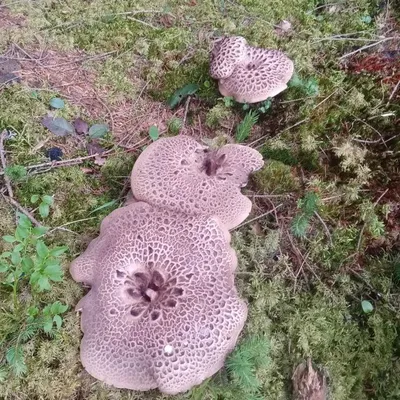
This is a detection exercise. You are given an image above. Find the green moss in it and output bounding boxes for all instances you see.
[1,0,399,398]
[205,103,234,128]
[0,199,15,241]
[232,230,400,400]
[253,160,300,194]
[148,58,217,102]
[100,152,136,197]
[13,167,112,230]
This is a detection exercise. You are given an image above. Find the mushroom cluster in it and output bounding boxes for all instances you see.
[71,136,263,394]
[210,35,294,103]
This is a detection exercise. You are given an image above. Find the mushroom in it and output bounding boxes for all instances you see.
[70,201,247,395]
[210,35,294,103]
[130,135,264,230]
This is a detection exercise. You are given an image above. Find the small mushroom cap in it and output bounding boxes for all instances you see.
[209,35,294,103]
[210,36,248,79]
[70,202,247,395]
[219,46,294,103]
[130,135,264,229]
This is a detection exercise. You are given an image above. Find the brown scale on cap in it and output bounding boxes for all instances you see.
[130,135,264,230]
[70,201,247,395]
[210,35,294,103]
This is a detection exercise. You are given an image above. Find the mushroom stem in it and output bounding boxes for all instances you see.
[145,288,159,302]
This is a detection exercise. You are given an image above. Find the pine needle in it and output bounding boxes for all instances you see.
[226,335,271,392]
[236,110,259,143]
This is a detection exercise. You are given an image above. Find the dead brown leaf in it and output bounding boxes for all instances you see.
[292,359,328,400]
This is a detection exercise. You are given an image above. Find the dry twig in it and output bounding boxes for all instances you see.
[339,37,397,60]
[232,204,284,231]
[388,79,400,102]
[0,130,13,198]
[314,211,333,245]
[1,194,42,227]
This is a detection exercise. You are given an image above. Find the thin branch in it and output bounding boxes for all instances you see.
[314,211,333,245]
[232,204,284,231]
[247,193,292,198]
[388,79,400,102]
[89,88,115,134]
[42,10,168,32]
[313,88,339,109]
[339,37,397,60]
[126,16,158,29]
[0,130,14,198]
[312,35,383,44]
[2,194,41,227]
[46,217,98,235]
[252,118,309,149]
[44,51,118,69]
[352,134,399,145]
[0,138,147,177]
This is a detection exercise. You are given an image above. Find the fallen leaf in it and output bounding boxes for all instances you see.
[0,58,20,74]
[89,123,109,138]
[94,154,106,166]
[361,300,374,313]
[274,20,292,36]
[149,125,159,141]
[292,359,327,400]
[30,137,51,153]
[80,167,95,174]
[0,72,20,85]
[73,118,89,135]
[167,83,199,109]
[251,222,264,236]
[159,14,174,27]
[86,141,105,155]
[49,97,65,109]
[42,116,75,137]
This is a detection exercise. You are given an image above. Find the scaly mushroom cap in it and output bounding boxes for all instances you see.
[210,36,248,79]
[130,135,264,230]
[70,202,247,395]
[210,35,294,103]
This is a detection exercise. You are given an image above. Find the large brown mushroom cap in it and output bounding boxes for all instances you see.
[70,202,247,395]
[210,36,294,103]
[130,135,263,230]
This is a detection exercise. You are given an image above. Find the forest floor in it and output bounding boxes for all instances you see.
[0,1,400,399]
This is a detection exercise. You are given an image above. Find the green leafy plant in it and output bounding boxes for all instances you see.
[226,335,270,393]
[257,99,272,114]
[2,301,68,376]
[30,194,54,218]
[242,99,271,114]
[288,73,319,96]
[1,213,67,306]
[236,110,259,143]
[291,191,320,237]
[223,96,234,107]
[188,335,270,400]
[167,83,199,109]
[361,300,373,314]
[0,213,69,377]
[149,125,160,141]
